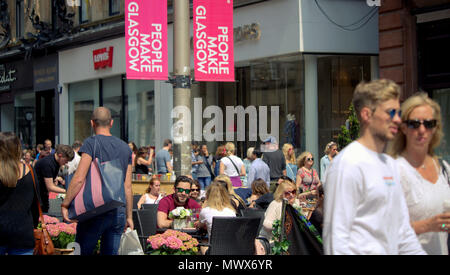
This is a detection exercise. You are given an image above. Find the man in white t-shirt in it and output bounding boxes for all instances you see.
[323,79,426,255]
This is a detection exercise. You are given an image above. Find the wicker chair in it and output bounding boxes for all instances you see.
[200,216,261,255]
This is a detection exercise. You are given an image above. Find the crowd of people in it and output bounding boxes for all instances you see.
[0,79,449,255]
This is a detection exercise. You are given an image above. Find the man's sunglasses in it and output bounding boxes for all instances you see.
[176,187,191,194]
[386,108,402,120]
[404,119,437,129]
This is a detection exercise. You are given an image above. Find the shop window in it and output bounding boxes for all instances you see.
[125,80,155,148]
[433,88,450,163]
[79,0,90,24]
[14,92,35,149]
[69,80,99,144]
[317,55,371,154]
[103,76,123,139]
[16,0,24,38]
[109,0,120,16]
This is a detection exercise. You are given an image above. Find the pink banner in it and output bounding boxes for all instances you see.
[125,0,167,80]
[194,0,234,82]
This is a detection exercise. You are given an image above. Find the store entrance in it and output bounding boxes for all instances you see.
[35,90,55,146]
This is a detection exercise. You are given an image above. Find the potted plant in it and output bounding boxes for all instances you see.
[39,215,77,255]
[168,207,192,229]
[146,229,199,255]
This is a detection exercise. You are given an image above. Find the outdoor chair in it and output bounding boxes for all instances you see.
[132,206,158,251]
[46,198,63,221]
[240,208,271,255]
[199,216,261,255]
[133,194,141,209]
[141,203,158,210]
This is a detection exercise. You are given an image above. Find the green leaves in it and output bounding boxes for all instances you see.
[271,219,290,255]
[337,104,360,150]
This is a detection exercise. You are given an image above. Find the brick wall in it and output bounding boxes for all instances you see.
[378,0,418,100]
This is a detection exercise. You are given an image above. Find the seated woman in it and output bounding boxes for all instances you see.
[196,182,236,238]
[137,177,164,209]
[135,147,153,175]
[189,180,203,204]
[261,179,300,246]
[248,178,270,208]
[214,174,247,216]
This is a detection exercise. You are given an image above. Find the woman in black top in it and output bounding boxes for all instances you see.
[0,132,40,255]
[134,146,154,175]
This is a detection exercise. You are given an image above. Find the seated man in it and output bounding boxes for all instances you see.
[157,175,202,229]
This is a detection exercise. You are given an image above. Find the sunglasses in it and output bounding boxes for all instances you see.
[306,157,314,161]
[405,119,437,129]
[385,108,402,120]
[176,187,191,194]
[191,188,200,192]
[284,190,297,197]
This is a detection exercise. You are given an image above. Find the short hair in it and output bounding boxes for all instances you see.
[251,178,270,196]
[174,175,193,188]
[252,148,263,158]
[72,140,83,150]
[387,92,443,157]
[352,79,401,122]
[246,147,255,159]
[324,141,337,154]
[163,139,172,147]
[55,144,75,161]
[91,107,112,127]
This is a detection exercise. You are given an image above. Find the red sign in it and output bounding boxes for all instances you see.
[193,0,234,82]
[93,47,114,70]
[125,0,168,80]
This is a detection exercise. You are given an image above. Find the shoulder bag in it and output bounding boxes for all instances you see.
[29,164,55,255]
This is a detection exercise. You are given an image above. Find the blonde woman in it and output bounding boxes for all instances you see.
[261,180,300,244]
[388,92,450,255]
[219,142,246,187]
[282,143,297,182]
[0,132,38,255]
[214,174,247,215]
[197,182,236,238]
[296,151,321,196]
[319,141,338,183]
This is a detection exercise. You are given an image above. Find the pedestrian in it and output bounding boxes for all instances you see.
[156,139,173,175]
[61,107,134,255]
[134,147,153,175]
[128,142,138,171]
[0,132,39,255]
[197,144,214,190]
[22,150,33,166]
[34,144,74,213]
[247,148,271,189]
[319,141,338,183]
[323,79,425,255]
[296,151,321,198]
[388,92,450,255]
[67,140,83,175]
[213,144,226,178]
[261,136,286,193]
[282,143,297,182]
[219,142,246,187]
[242,147,254,188]
[157,175,202,229]
[44,139,55,155]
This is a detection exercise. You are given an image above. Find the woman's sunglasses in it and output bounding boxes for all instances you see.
[306,157,314,161]
[404,119,437,129]
[191,188,200,192]
[284,190,297,197]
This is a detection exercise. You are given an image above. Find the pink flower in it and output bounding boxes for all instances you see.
[166,236,183,250]
[150,236,167,250]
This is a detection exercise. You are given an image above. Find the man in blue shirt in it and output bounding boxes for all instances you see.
[156,139,173,174]
[247,148,271,188]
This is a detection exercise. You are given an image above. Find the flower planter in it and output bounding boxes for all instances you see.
[173,218,188,230]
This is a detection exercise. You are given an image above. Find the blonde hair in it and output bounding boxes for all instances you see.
[297,151,312,168]
[352,79,401,122]
[273,180,297,202]
[213,174,246,207]
[387,92,443,157]
[324,141,337,155]
[246,147,255,159]
[282,143,296,164]
[0,132,22,188]
[225,142,235,156]
[204,182,235,212]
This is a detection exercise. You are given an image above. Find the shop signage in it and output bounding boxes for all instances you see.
[0,65,16,91]
[125,0,168,80]
[193,0,234,82]
[93,47,114,70]
[34,54,59,91]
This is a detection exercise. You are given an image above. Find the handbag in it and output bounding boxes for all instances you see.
[67,137,126,222]
[118,228,144,255]
[226,156,242,187]
[29,164,55,255]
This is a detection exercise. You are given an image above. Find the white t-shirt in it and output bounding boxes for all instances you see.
[144,193,164,204]
[221,155,244,177]
[199,207,236,237]
[396,156,450,255]
[323,141,425,255]
[67,151,81,175]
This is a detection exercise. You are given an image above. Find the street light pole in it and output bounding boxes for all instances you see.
[172,0,192,178]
